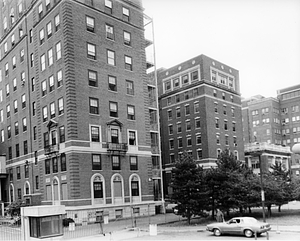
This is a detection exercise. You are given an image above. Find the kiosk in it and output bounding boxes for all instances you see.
[21,205,65,241]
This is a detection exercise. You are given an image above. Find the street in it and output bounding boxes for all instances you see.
[124,230,300,241]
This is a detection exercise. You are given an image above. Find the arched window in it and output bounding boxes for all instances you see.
[24,181,30,195]
[130,175,141,203]
[112,174,124,204]
[52,177,60,205]
[93,176,103,198]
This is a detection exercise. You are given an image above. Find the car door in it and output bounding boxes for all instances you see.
[226,218,241,235]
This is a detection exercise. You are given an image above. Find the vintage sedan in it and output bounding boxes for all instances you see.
[206,217,271,238]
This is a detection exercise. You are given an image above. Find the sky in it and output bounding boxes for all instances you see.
[142,0,300,99]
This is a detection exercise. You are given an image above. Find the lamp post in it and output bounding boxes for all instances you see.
[258,153,266,223]
[291,143,300,155]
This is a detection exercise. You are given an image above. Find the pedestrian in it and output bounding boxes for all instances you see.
[216,209,224,222]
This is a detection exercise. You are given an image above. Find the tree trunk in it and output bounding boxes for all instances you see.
[248,207,252,213]
[267,205,272,217]
[239,207,243,214]
[278,205,281,212]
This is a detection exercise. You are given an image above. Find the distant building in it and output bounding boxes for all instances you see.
[242,84,300,176]
[157,54,244,198]
[0,0,163,219]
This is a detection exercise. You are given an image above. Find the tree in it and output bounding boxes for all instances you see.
[5,199,27,217]
[170,152,208,224]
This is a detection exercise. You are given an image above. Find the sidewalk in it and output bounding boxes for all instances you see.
[66,213,300,241]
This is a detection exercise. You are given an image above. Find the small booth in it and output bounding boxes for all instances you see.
[21,205,65,241]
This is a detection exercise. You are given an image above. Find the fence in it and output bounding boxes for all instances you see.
[0,216,22,241]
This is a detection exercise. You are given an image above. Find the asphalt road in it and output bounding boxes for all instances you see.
[125,230,300,241]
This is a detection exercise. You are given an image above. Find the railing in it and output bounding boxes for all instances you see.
[103,143,128,152]
[44,144,60,155]
[245,142,291,154]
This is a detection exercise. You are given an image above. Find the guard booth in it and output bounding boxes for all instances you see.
[21,205,65,241]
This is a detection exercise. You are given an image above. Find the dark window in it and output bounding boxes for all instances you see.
[88,70,98,87]
[130,156,138,170]
[92,154,101,170]
[89,98,99,114]
[59,126,65,143]
[25,164,29,178]
[61,153,66,172]
[124,31,131,46]
[91,126,100,142]
[24,140,28,155]
[17,166,21,179]
[33,126,37,140]
[131,180,139,196]
[112,155,120,170]
[93,181,103,198]
[87,43,96,60]
[128,131,136,145]
[43,132,49,147]
[45,159,51,174]
[16,144,20,157]
[126,80,134,95]
[108,76,117,91]
[111,129,119,143]
[52,157,58,173]
[127,105,135,120]
[109,102,118,117]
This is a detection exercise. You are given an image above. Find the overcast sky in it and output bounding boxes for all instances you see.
[143,0,300,99]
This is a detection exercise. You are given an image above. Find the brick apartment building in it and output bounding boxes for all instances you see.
[242,84,300,176]
[0,0,163,220]
[157,54,244,198]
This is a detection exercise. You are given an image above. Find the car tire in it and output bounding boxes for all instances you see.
[213,228,221,236]
[244,229,253,238]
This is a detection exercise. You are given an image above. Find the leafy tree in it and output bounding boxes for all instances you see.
[5,199,27,217]
[170,152,208,224]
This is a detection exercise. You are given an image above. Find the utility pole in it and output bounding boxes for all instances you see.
[258,153,266,222]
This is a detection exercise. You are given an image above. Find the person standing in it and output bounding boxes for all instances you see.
[216,209,224,222]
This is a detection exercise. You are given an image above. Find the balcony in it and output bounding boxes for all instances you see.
[103,142,128,154]
[245,142,292,154]
[44,144,60,157]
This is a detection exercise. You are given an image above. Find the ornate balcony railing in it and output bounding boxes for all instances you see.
[44,144,60,156]
[103,143,128,153]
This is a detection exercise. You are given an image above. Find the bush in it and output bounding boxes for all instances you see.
[63,218,75,227]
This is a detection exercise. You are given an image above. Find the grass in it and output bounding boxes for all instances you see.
[160,208,300,227]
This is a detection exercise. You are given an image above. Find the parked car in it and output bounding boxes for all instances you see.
[165,203,178,213]
[206,217,271,238]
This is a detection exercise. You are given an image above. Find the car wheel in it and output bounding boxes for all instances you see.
[213,228,221,236]
[244,229,253,238]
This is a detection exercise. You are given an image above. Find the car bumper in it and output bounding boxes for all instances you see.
[257,227,271,234]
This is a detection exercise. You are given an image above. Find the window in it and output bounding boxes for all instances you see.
[167,110,172,120]
[41,54,46,71]
[86,16,95,32]
[31,77,35,91]
[7,105,10,118]
[125,56,132,71]
[12,56,16,69]
[196,134,202,144]
[127,105,135,120]
[185,105,190,115]
[186,120,191,131]
[108,76,117,91]
[92,154,101,170]
[45,159,51,174]
[233,122,236,132]
[21,94,26,108]
[225,135,229,145]
[91,126,100,142]
[216,134,220,144]
[130,156,138,170]
[173,78,179,88]
[14,100,18,113]
[122,7,130,22]
[107,50,115,66]
[4,42,8,54]
[1,129,4,143]
[222,92,225,100]
[178,137,183,148]
[50,102,55,118]
[128,131,136,145]
[42,106,48,122]
[87,43,96,60]
[89,98,99,114]
[35,176,39,189]
[223,105,227,115]
[195,118,201,129]
[187,136,192,146]
[29,29,33,43]
[48,48,53,66]
[182,74,189,84]
[109,102,118,117]
[15,122,19,135]
[126,80,134,95]
[47,22,52,38]
[20,49,25,62]
[197,149,203,159]
[224,120,228,130]
[52,157,58,173]
[22,118,27,132]
[30,53,34,67]
[38,3,43,19]
[61,154,66,172]
[41,80,47,96]
[21,72,25,85]
[59,126,65,143]
[168,124,173,135]
[58,98,64,115]
[57,70,62,87]
[49,75,54,92]
[54,14,60,31]
[56,42,61,60]
[215,118,219,128]
[6,84,9,97]
[194,102,200,113]
[5,63,9,76]
[213,89,217,97]
[112,155,120,170]
[16,144,20,157]
[124,31,131,46]
[8,125,11,139]
[105,0,112,14]
[176,108,181,118]
[11,34,15,46]
[191,70,198,81]
[39,29,45,45]
[111,128,119,143]
[105,24,114,40]
[17,166,21,179]
[88,70,98,87]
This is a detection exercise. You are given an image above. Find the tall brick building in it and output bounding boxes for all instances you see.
[0,0,163,219]
[157,54,244,198]
[242,84,300,176]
